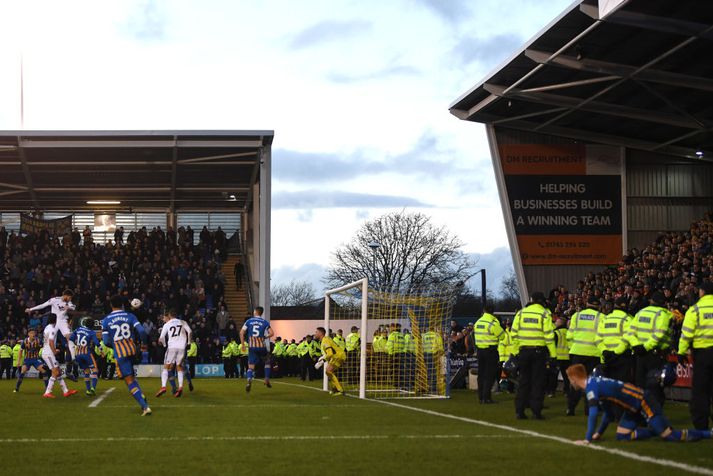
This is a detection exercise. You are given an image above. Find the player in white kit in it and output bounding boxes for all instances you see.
[26,290,78,362]
[41,314,78,398]
[156,309,192,398]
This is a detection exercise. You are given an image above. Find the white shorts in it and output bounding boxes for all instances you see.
[55,319,72,337]
[164,348,185,367]
[42,351,59,370]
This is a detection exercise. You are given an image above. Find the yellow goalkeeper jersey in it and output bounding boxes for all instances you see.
[321,336,346,361]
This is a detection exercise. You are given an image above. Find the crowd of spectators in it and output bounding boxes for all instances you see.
[543,214,713,320]
[0,224,241,365]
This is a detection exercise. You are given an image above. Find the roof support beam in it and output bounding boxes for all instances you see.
[17,141,39,209]
[177,151,257,164]
[170,137,177,213]
[581,4,713,40]
[19,139,263,148]
[484,83,705,129]
[525,49,713,93]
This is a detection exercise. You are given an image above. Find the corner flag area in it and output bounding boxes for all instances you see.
[3,378,712,476]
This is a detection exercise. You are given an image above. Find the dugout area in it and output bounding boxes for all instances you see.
[0,129,274,316]
[450,0,713,301]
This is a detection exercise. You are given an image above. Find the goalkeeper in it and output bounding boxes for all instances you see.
[315,327,346,396]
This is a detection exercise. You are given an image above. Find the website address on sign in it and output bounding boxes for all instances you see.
[526,253,607,260]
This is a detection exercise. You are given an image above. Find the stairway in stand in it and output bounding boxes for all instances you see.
[223,254,250,321]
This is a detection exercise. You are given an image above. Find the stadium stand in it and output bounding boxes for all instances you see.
[0,225,244,365]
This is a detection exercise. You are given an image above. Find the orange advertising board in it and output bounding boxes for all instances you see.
[500,144,586,175]
[516,234,623,266]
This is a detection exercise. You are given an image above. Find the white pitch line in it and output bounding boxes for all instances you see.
[99,403,365,409]
[0,434,521,444]
[273,381,713,476]
[88,387,115,408]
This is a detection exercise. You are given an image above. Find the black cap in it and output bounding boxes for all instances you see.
[615,296,629,308]
[587,296,600,306]
[700,281,713,295]
[650,291,666,305]
[530,292,546,304]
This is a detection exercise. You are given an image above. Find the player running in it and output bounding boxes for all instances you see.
[156,309,192,398]
[14,328,48,393]
[26,290,78,368]
[315,327,346,396]
[567,364,711,444]
[240,306,274,393]
[69,317,100,396]
[41,314,78,399]
[101,295,151,416]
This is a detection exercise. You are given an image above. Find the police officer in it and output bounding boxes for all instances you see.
[678,281,713,430]
[596,296,633,383]
[511,292,556,419]
[345,326,360,383]
[297,337,311,381]
[473,302,505,404]
[629,291,673,406]
[549,318,570,397]
[273,337,286,377]
[187,339,198,379]
[566,296,603,416]
[498,321,515,394]
[12,339,22,379]
[333,330,346,350]
[222,340,235,378]
[0,340,12,379]
[422,326,444,393]
[386,323,406,389]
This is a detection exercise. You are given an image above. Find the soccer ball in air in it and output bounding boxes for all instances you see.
[130,298,142,309]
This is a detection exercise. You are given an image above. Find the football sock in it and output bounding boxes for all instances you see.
[46,376,56,394]
[68,341,77,360]
[43,372,49,388]
[91,372,98,389]
[666,429,711,442]
[329,373,343,392]
[161,369,168,387]
[624,429,652,440]
[246,369,253,381]
[128,381,148,409]
[168,371,177,392]
[184,367,192,384]
[177,370,184,388]
[15,372,24,390]
[84,376,91,391]
[264,366,271,380]
[58,376,68,393]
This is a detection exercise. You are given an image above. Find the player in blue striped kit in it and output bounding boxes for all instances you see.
[567,364,711,444]
[101,296,151,416]
[240,306,274,393]
[70,317,101,396]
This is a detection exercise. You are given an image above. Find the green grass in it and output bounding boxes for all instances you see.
[1,377,711,475]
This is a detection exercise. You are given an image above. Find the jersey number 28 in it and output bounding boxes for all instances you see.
[111,323,132,341]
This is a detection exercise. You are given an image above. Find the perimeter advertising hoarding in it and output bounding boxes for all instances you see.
[499,144,623,265]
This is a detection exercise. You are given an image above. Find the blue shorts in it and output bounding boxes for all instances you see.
[248,348,271,366]
[75,353,98,372]
[618,397,669,436]
[23,358,44,369]
[115,356,135,379]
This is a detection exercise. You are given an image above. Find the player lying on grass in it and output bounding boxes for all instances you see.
[315,327,345,396]
[566,363,711,444]
[69,317,100,396]
[14,327,49,393]
[42,314,78,399]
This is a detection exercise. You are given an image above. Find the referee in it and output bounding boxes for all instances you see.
[678,281,713,430]
[511,292,556,420]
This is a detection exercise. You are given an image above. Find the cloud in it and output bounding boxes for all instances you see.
[271,263,328,293]
[327,64,420,83]
[465,247,514,296]
[288,20,371,49]
[355,209,370,220]
[274,132,479,184]
[414,0,472,24]
[273,190,431,209]
[450,33,523,67]
[122,0,167,41]
[297,209,313,222]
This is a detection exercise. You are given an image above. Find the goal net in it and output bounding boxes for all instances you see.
[324,278,455,399]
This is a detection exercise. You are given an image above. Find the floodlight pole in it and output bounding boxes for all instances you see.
[474,269,487,314]
[367,240,381,287]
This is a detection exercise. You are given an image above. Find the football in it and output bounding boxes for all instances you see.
[130,298,142,309]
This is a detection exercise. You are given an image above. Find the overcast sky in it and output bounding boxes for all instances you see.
[0,0,573,295]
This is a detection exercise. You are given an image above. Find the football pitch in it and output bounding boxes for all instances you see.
[2,378,712,476]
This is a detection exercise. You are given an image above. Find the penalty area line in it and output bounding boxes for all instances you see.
[88,387,115,408]
[274,381,713,476]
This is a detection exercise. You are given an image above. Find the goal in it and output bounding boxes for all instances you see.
[323,278,455,399]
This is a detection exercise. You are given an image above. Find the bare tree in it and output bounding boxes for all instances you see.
[499,269,521,309]
[326,211,476,291]
[271,279,317,306]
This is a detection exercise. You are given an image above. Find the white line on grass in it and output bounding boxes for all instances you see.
[0,434,522,444]
[88,387,115,408]
[99,403,365,409]
[273,381,713,476]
